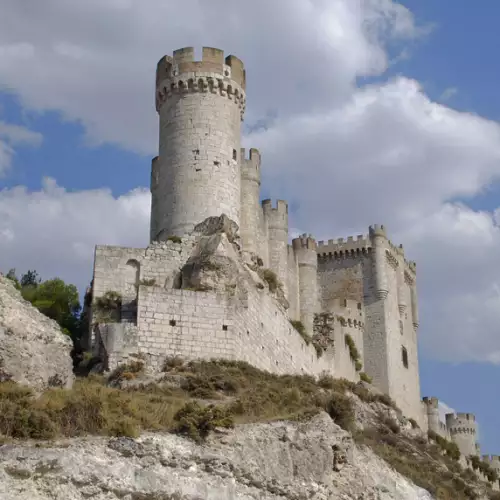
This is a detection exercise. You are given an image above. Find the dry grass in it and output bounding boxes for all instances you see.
[0,358,497,499]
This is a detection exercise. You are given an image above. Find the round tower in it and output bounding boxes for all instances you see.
[153,47,246,240]
[292,234,318,334]
[423,397,441,435]
[446,412,478,457]
[240,148,261,255]
[395,245,407,314]
[263,199,289,298]
[369,225,389,300]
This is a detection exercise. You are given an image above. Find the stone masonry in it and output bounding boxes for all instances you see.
[87,46,479,439]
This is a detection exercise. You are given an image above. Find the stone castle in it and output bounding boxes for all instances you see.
[84,46,491,466]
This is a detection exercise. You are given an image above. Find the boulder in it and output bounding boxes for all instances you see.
[0,275,74,392]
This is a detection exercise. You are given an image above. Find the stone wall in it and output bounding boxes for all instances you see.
[100,283,342,379]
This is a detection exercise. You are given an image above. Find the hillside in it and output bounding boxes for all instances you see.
[1,357,499,500]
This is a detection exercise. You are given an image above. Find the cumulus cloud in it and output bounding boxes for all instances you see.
[0,178,150,290]
[1,0,500,365]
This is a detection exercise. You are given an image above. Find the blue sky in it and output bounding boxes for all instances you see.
[1,1,500,454]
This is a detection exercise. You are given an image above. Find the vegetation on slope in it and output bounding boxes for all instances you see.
[1,357,498,499]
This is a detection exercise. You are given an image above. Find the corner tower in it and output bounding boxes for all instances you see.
[446,413,478,457]
[151,47,246,241]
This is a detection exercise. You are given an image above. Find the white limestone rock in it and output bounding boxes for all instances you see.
[0,275,74,391]
[0,412,434,500]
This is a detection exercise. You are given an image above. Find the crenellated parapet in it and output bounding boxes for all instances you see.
[240,148,261,184]
[262,199,288,230]
[317,234,371,260]
[156,47,246,118]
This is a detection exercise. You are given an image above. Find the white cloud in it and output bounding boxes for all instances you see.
[0,178,150,290]
[0,120,42,175]
[1,1,500,365]
[440,86,458,101]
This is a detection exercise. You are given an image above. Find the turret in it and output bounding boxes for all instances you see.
[292,234,318,334]
[262,200,289,298]
[240,148,261,255]
[369,225,388,299]
[153,47,246,240]
[446,412,478,457]
[423,397,441,435]
[394,244,407,314]
[409,263,419,329]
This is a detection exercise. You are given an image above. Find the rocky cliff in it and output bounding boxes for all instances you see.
[0,412,433,500]
[0,274,74,391]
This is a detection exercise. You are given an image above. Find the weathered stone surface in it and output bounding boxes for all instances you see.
[0,412,433,500]
[0,275,74,391]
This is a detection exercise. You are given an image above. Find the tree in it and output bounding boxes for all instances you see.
[29,278,81,336]
[20,270,41,287]
[5,268,21,289]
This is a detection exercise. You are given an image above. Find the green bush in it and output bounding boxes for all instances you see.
[345,334,362,372]
[260,268,280,292]
[428,430,461,461]
[290,320,311,345]
[173,401,233,442]
[359,372,372,384]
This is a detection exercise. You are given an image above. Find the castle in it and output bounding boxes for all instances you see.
[85,46,490,466]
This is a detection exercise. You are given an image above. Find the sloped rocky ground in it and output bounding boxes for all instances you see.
[0,274,74,392]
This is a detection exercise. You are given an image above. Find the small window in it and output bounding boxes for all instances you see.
[169,319,176,326]
[402,346,408,368]
[222,325,228,331]
[399,320,404,335]
[232,149,237,160]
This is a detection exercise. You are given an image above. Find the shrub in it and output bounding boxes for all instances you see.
[167,235,182,244]
[408,417,419,429]
[345,334,362,372]
[173,401,233,443]
[324,392,355,431]
[108,361,144,384]
[429,430,461,461]
[260,268,280,292]
[359,372,372,384]
[290,320,311,345]
[94,291,122,322]
[163,356,185,372]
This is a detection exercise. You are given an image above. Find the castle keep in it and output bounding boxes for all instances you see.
[86,47,486,453]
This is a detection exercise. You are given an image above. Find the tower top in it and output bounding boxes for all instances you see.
[155,47,246,116]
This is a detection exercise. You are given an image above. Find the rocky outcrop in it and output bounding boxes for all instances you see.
[0,412,433,500]
[0,275,74,391]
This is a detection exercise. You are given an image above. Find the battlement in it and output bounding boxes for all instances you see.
[156,47,245,88]
[262,199,288,232]
[369,224,387,239]
[423,396,440,409]
[241,148,261,183]
[292,233,317,251]
[317,234,371,260]
[156,47,246,116]
[483,456,500,464]
[446,412,477,427]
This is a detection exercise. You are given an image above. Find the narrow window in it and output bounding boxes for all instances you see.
[402,346,408,368]
[169,319,176,326]
[232,149,237,160]
[222,325,228,331]
[399,320,404,335]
